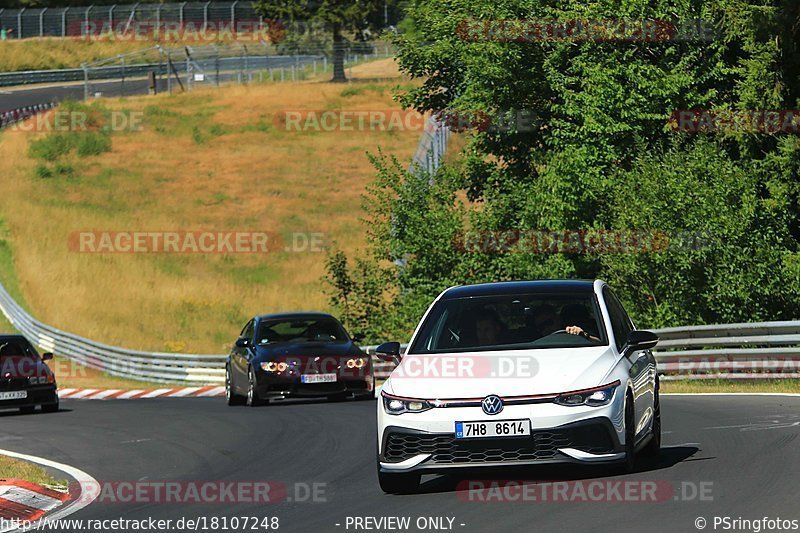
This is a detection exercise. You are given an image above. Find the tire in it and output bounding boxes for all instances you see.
[620,392,637,473]
[19,406,36,414]
[642,387,661,459]
[226,366,245,406]
[378,470,420,494]
[42,399,59,413]
[246,368,262,407]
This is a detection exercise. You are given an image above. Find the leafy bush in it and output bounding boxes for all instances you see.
[76,132,112,157]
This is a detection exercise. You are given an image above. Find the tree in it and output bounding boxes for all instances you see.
[255,0,388,82]
[327,0,800,338]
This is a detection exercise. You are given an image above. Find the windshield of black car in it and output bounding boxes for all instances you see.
[0,340,37,359]
[408,292,609,353]
[256,319,349,345]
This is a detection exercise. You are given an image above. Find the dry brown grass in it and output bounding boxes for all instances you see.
[0,60,420,354]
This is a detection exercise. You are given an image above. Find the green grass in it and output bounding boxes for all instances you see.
[0,455,65,489]
[662,379,800,394]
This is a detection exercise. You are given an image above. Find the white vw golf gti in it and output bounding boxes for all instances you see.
[375,280,660,493]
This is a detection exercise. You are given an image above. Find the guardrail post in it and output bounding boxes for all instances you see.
[155,5,161,40]
[82,63,89,100]
[167,51,172,93]
[18,8,25,39]
[39,8,46,37]
[84,5,92,38]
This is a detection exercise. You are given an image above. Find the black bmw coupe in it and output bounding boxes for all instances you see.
[226,313,374,406]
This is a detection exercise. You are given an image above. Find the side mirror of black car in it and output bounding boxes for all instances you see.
[352,333,366,343]
[622,330,659,358]
[41,352,53,361]
[375,342,401,363]
[235,337,250,348]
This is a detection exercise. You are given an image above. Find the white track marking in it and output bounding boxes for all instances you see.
[87,389,122,400]
[139,388,174,398]
[65,389,99,399]
[0,448,98,533]
[167,387,202,397]
[197,386,225,397]
[116,389,146,399]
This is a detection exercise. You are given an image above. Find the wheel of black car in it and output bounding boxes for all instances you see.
[355,373,377,401]
[226,366,245,406]
[378,470,420,494]
[246,368,262,407]
[19,406,36,414]
[621,392,637,473]
[42,399,59,413]
[642,386,661,459]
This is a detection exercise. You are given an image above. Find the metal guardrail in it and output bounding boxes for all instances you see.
[364,321,800,380]
[0,54,332,88]
[0,283,226,384]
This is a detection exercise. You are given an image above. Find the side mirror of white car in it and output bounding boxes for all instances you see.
[622,330,659,359]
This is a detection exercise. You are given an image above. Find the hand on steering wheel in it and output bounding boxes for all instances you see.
[565,325,586,337]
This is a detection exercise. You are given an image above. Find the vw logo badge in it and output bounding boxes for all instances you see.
[481,394,503,415]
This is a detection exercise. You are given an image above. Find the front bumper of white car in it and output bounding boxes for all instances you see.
[377,387,627,473]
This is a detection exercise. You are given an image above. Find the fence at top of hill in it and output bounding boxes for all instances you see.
[0,2,406,40]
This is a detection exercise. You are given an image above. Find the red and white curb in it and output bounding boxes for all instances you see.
[58,386,226,400]
[0,449,98,533]
[0,480,69,524]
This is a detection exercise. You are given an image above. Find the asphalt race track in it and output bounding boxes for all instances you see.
[2,395,798,533]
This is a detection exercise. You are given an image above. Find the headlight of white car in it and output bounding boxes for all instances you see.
[553,380,620,407]
[381,391,433,414]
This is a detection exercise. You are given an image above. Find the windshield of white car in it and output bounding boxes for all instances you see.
[408,293,609,354]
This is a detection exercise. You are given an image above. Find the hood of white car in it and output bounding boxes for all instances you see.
[385,346,619,399]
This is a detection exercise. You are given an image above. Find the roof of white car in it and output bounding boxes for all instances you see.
[441,279,597,300]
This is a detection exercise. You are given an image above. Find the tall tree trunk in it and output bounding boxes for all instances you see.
[331,21,347,83]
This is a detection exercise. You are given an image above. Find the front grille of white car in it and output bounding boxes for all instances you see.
[383,424,616,464]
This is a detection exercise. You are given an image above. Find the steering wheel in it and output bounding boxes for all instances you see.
[546,329,571,337]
